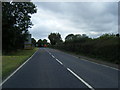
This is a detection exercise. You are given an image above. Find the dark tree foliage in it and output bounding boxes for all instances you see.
[37,39,48,47]
[48,33,63,45]
[116,33,119,37]
[31,38,36,47]
[65,34,89,44]
[37,39,43,47]
[50,33,119,64]
[42,39,47,45]
[65,34,74,41]
[2,2,37,52]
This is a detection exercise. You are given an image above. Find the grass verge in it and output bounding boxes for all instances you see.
[2,48,38,80]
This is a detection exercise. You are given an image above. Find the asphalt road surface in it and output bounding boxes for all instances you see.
[2,48,119,89]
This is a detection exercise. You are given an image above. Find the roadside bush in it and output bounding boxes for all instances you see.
[49,33,119,64]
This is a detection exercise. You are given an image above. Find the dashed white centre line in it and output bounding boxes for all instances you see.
[56,59,63,65]
[51,55,55,58]
[46,49,94,90]
[47,51,63,65]
[67,68,95,90]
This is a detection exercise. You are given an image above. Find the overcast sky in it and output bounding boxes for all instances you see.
[29,2,118,41]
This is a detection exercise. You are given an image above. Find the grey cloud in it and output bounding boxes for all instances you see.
[34,2,64,13]
[30,2,118,40]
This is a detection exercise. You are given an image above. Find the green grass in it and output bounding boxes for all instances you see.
[2,48,38,80]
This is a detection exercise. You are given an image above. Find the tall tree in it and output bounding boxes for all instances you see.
[2,2,37,52]
[37,39,43,47]
[37,39,49,47]
[48,33,62,45]
[43,39,47,45]
[65,34,74,41]
[31,38,36,47]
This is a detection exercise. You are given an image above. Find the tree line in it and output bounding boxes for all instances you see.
[48,33,119,64]
[32,33,63,47]
[32,38,49,47]
[2,2,37,53]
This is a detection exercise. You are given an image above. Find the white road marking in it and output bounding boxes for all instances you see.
[0,50,38,86]
[46,48,119,71]
[67,68,95,90]
[45,49,63,65]
[81,59,119,71]
[47,51,51,55]
[56,59,63,65]
[44,48,51,55]
[51,55,55,58]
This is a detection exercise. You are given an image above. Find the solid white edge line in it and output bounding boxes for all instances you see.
[0,49,38,87]
[67,68,95,90]
[81,59,119,71]
[45,48,119,71]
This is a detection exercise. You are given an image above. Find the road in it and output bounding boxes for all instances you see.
[2,48,119,89]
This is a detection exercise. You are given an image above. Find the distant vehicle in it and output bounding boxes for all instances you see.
[44,44,47,47]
